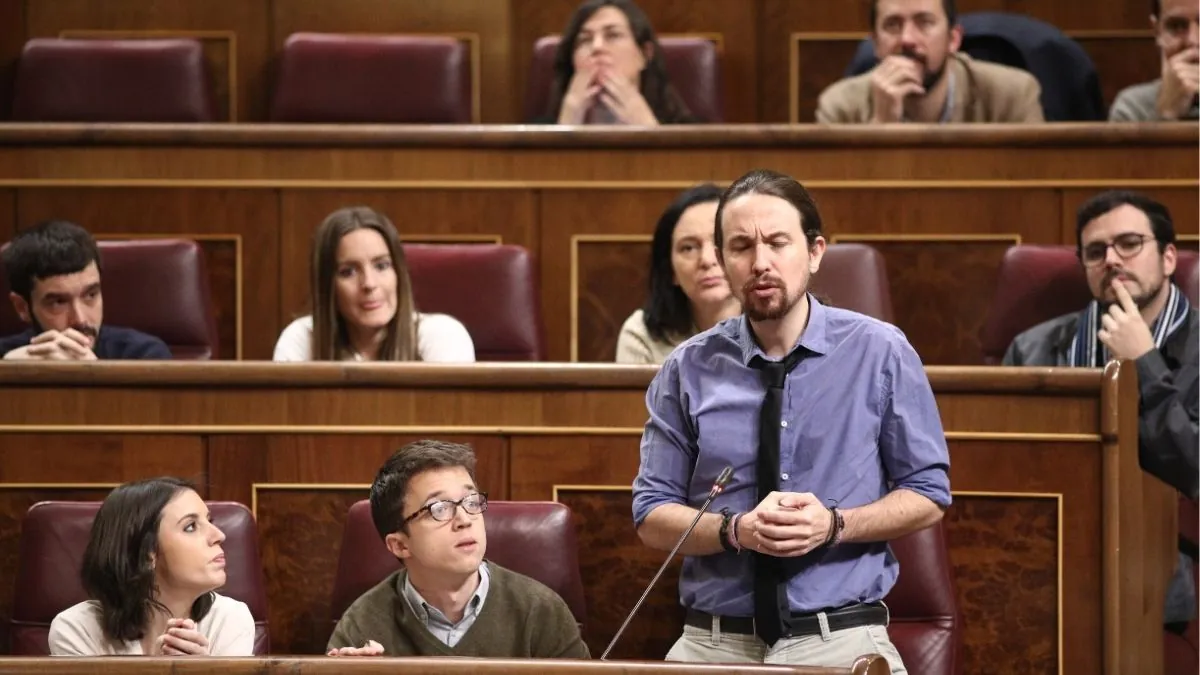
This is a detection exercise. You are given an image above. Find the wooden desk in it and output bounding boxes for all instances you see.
[0,656,889,675]
[0,124,1194,364]
[0,362,1175,674]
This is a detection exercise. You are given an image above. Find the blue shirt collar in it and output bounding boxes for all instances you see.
[734,294,831,366]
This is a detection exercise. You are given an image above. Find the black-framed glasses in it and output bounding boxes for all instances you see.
[402,492,488,525]
[1079,233,1153,267]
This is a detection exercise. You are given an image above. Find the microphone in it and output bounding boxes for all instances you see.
[600,466,735,660]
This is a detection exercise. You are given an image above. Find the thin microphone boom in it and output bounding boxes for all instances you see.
[600,466,735,660]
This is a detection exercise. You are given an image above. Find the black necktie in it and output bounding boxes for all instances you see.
[750,350,805,646]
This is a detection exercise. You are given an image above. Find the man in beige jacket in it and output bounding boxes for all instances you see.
[817,0,1044,124]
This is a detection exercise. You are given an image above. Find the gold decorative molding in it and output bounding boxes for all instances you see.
[58,30,239,121]
[250,482,369,519]
[95,233,244,360]
[570,234,653,363]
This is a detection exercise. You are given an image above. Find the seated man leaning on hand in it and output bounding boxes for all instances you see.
[0,220,171,360]
[817,0,1043,124]
[328,440,589,659]
[1004,190,1198,633]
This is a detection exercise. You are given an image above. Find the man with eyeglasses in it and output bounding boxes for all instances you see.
[327,439,589,659]
[1003,189,1197,640]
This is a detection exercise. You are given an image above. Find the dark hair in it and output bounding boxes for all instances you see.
[545,0,694,123]
[869,0,958,29]
[1,220,101,302]
[642,184,724,342]
[1075,190,1176,257]
[1152,0,1160,18]
[714,169,825,255]
[81,477,214,643]
[369,440,478,539]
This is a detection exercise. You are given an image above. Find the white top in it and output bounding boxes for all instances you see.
[272,313,476,362]
[614,309,692,365]
[48,593,255,656]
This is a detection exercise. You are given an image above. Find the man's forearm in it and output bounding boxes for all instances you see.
[841,488,944,544]
[636,503,727,556]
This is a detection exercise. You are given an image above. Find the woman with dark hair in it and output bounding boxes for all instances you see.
[616,184,740,363]
[49,478,254,656]
[273,206,475,362]
[544,0,695,125]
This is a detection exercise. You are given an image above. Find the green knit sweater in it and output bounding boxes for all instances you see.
[328,563,590,659]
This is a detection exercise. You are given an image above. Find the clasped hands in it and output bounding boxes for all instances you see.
[737,491,833,558]
[328,639,385,657]
[3,328,97,361]
[151,618,210,656]
[558,64,658,126]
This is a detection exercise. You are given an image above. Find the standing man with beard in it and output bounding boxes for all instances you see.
[0,220,171,360]
[816,0,1044,123]
[1003,191,1198,641]
[632,169,950,672]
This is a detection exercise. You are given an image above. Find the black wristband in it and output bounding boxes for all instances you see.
[718,508,736,553]
[824,506,844,547]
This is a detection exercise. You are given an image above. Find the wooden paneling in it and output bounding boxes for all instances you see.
[23,0,271,121]
[510,0,757,122]
[15,188,280,360]
[0,363,1171,672]
[270,0,511,123]
[0,191,14,244]
[576,239,651,363]
[0,1,25,119]
[1059,187,1200,244]
[277,190,538,329]
[1076,34,1159,110]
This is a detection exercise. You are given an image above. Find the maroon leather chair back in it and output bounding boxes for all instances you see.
[403,243,543,361]
[329,500,586,631]
[810,243,895,323]
[12,38,215,122]
[10,501,270,655]
[524,36,723,123]
[0,238,219,359]
[980,245,1200,364]
[270,33,473,123]
[883,521,962,675]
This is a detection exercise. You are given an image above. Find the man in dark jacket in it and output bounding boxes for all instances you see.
[0,220,171,360]
[1005,189,1197,630]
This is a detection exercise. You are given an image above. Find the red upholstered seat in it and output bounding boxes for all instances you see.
[980,245,1199,364]
[811,243,895,323]
[403,243,543,361]
[329,500,587,633]
[9,501,270,655]
[270,33,474,123]
[12,38,215,122]
[0,238,219,360]
[524,36,723,123]
[884,522,962,675]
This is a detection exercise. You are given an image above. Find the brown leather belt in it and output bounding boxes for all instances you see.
[685,602,888,639]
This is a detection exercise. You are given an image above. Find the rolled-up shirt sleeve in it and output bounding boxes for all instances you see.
[632,357,698,527]
[879,337,952,508]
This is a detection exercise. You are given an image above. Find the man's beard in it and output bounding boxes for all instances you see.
[742,277,804,322]
[29,315,98,338]
[900,48,947,90]
[1100,269,1163,310]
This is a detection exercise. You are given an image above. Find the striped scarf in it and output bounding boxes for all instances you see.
[1068,283,1192,367]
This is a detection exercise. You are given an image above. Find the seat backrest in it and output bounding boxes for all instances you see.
[524,36,723,123]
[12,38,215,122]
[883,521,961,675]
[0,238,219,359]
[270,33,473,123]
[810,243,894,323]
[10,501,270,655]
[329,500,586,631]
[403,243,543,361]
[980,245,1200,364]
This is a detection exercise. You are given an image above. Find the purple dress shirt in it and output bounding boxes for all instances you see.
[632,297,951,616]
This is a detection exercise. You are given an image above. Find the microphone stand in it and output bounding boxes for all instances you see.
[600,466,734,660]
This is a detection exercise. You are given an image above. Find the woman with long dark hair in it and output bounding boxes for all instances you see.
[543,0,694,125]
[616,184,740,363]
[49,478,254,656]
